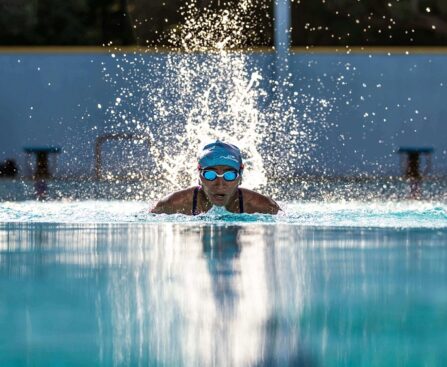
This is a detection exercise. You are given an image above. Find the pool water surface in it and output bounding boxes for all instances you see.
[1,203,446,366]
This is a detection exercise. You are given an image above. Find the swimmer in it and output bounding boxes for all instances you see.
[151,140,280,215]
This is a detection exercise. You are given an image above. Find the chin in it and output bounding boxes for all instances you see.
[210,197,227,206]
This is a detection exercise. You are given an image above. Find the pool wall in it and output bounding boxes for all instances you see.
[1,47,446,177]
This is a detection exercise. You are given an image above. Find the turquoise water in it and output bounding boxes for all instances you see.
[1,200,446,227]
[0,201,446,366]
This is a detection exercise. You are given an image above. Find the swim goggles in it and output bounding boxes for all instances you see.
[200,169,240,182]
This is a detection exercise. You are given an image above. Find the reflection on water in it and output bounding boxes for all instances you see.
[1,224,447,366]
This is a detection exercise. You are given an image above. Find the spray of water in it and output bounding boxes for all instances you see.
[101,0,333,200]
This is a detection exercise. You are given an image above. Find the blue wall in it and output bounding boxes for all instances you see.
[1,49,446,177]
[289,52,447,175]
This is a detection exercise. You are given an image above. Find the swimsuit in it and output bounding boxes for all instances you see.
[192,186,244,215]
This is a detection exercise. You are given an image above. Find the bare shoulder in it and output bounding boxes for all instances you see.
[151,187,196,214]
[239,188,281,215]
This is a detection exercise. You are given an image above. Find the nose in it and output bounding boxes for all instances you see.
[211,176,226,188]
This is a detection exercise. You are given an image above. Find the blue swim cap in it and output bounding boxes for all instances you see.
[198,140,243,171]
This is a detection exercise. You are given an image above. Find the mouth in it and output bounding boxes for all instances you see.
[211,193,226,203]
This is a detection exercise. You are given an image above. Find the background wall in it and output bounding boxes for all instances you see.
[0,48,446,178]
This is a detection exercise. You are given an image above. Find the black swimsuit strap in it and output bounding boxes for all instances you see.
[238,188,244,214]
[192,186,200,216]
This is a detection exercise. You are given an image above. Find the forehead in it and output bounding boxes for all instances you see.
[203,165,236,172]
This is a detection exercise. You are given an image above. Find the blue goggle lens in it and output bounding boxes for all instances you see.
[202,170,239,181]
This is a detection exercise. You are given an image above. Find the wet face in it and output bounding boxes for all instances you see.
[199,165,241,207]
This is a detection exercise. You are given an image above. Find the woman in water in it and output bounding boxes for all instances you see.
[151,140,280,215]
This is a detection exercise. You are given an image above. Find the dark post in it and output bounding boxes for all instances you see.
[397,147,434,199]
[23,147,61,200]
[24,147,61,179]
[36,151,50,179]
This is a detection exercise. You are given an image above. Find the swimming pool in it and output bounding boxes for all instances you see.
[1,200,446,366]
[3,0,447,364]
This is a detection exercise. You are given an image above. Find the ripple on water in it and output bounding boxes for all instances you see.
[0,200,446,228]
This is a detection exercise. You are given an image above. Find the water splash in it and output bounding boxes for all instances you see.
[100,0,334,199]
[139,0,271,191]
[1,200,446,228]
